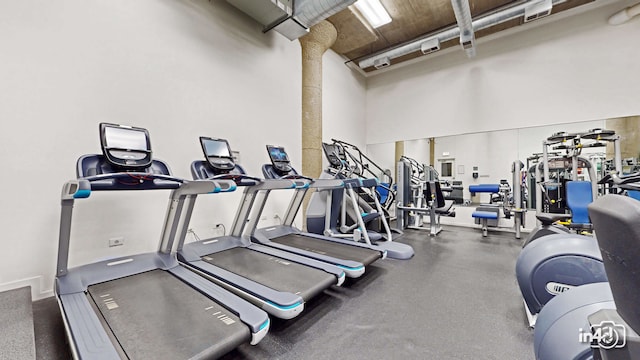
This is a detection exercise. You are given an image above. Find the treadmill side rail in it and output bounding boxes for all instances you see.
[169,266,270,335]
[180,259,305,320]
[58,293,121,360]
[247,243,346,286]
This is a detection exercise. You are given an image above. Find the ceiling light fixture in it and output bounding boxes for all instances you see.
[354,0,392,28]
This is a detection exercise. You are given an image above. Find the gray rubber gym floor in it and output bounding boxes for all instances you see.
[33,226,534,359]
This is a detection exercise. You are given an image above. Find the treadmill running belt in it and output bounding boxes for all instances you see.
[202,247,335,301]
[271,234,381,266]
[88,269,249,359]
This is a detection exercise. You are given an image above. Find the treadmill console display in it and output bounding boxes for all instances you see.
[100,123,152,170]
[322,143,345,168]
[200,137,235,172]
[267,145,292,173]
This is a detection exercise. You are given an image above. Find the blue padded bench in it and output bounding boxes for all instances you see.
[469,184,500,194]
[472,210,498,237]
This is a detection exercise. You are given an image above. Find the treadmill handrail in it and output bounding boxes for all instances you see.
[82,172,184,184]
[159,180,238,254]
[207,173,262,187]
[308,179,344,190]
[241,179,297,192]
[56,177,226,277]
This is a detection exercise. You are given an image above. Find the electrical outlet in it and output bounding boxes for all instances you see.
[109,237,124,247]
[212,224,225,237]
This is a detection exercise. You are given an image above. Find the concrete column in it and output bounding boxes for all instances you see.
[395,141,404,182]
[429,137,435,166]
[300,20,337,178]
[299,21,337,227]
[606,116,640,161]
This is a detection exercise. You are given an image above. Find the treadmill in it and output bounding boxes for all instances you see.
[251,145,387,276]
[177,137,345,320]
[55,123,269,360]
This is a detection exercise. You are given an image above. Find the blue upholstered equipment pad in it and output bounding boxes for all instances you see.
[469,184,500,194]
[472,211,499,220]
[565,181,593,225]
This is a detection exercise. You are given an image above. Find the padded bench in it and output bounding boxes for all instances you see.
[472,210,498,237]
[469,184,500,195]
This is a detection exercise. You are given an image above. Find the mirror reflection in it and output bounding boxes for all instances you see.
[366,115,640,233]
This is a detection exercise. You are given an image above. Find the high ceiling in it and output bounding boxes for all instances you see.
[326,0,595,73]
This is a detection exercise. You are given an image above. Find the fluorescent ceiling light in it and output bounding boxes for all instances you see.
[354,0,392,28]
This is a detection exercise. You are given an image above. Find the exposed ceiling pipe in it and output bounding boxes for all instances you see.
[608,2,640,25]
[451,0,476,58]
[358,0,567,69]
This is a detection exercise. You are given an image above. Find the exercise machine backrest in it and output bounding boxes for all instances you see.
[588,195,640,332]
[424,181,445,209]
[565,181,592,225]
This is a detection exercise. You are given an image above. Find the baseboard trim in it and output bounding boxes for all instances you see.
[0,276,54,301]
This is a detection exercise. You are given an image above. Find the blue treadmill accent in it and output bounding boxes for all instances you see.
[267,301,304,311]
[73,189,91,199]
[337,264,365,271]
[259,319,270,331]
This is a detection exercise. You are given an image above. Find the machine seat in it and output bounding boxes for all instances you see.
[472,211,499,220]
[469,184,500,195]
[535,212,572,226]
[434,200,455,215]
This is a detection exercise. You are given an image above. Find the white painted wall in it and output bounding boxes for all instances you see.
[366,0,640,145]
[404,138,431,166]
[0,0,366,298]
[366,138,430,185]
[366,142,395,178]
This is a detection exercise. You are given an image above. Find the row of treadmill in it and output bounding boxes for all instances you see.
[55,123,413,359]
[514,129,640,359]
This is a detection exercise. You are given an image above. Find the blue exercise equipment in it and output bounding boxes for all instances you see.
[471,210,498,237]
[469,184,500,195]
[565,181,593,226]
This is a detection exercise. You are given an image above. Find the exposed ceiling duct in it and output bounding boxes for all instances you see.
[358,0,566,70]
[451,0,476,58]
[226,0,356,41]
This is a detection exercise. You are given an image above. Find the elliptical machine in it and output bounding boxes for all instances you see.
[534,191,640,360]
[306,142,414,260]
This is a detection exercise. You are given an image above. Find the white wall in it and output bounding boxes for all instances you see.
[366,138,430,184]
[0,0,366,298]
[433,130,519,202]
[365,0,640,145]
